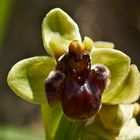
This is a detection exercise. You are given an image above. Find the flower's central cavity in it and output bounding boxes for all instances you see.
[45,40,109,120]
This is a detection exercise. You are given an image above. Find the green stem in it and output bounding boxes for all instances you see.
[41,103,86,140]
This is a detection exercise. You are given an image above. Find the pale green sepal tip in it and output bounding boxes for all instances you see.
[42,8,81,58]
[7,56,56,104]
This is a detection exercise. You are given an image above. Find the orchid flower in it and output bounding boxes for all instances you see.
[7,8,140,140]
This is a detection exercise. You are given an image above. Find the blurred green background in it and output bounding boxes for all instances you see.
[0,0,140,139]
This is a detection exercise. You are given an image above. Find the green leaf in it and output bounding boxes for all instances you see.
[94,41,115,49]
[41,103,86,140]
[7,56,56,104]
[0,126,44,140]
[0,0,13,48]
[104,64,140,104]
[42,8,81,58]
[90,48,131,104]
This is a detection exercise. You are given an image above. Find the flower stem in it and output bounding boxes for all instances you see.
[41,103,86,140]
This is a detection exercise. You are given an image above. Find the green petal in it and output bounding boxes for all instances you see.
[82,38,115,52]
[90,48,131,104]
[83,36,94,52]
[104,64,140,104]
[7,56,56,104]
[42,8,81,58]
[94,41,115,49]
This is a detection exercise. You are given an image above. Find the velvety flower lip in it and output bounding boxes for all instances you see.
[45,40,110,120]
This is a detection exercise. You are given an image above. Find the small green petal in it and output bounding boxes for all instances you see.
[42,8,81,58]
[94,41,115,49]
[83,36,94,52]
[7,56,56,104]
[90,48,131,104]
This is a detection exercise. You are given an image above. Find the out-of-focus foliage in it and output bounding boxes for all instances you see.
[0,126,44,140]
[0,0,13,48]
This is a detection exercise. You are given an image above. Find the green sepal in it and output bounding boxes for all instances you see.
[90,48,131,104]
[104,64,140,104]
[7,56,56,104]
[42,8,81,58]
